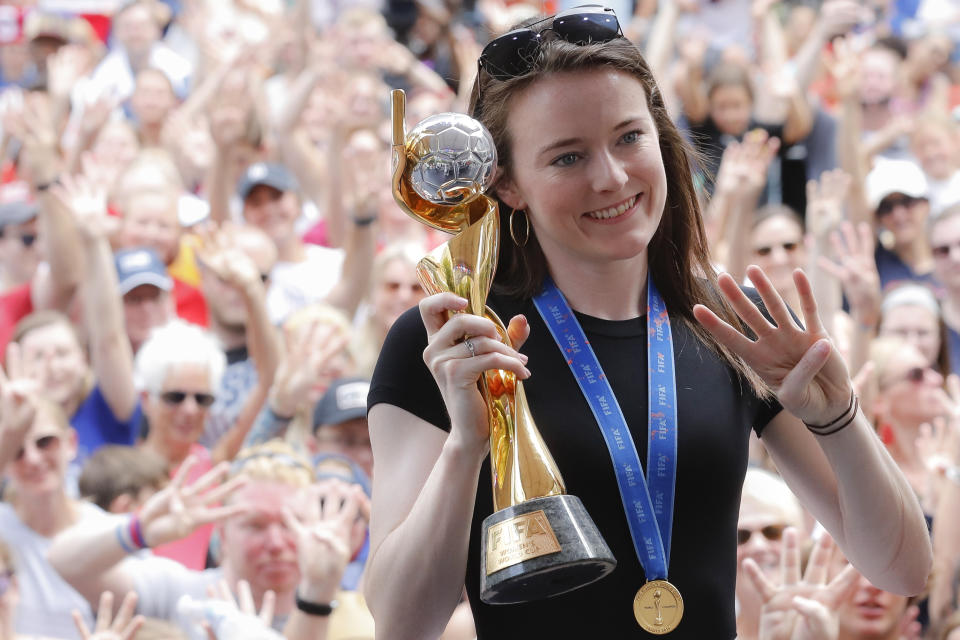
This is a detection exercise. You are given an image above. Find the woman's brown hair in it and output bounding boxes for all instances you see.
[470,30,768,395]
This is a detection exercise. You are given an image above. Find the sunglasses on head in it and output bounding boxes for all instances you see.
[159,390,216,408]
[876,194,922,217]
[14,434,60,461]
[754,241,799,257]
[737,524,786,545]
[477,5,622,83]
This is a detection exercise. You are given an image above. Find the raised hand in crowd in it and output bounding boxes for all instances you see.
[49,173,115,243]
[282,480,370,640]
[245,316,350,448]
[137,457,247,548]
[177,579,279,640]
[750,529,858,640]
[710,129,780,278]
[72,591,143,640]
[196,224,266,295]
[818,220,881,374]
[0,342,39,471]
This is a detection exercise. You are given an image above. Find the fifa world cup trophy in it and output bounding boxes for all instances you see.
[390,90,615,604]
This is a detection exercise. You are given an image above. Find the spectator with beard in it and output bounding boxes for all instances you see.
[194,223,280,463]
[49,441,369,640]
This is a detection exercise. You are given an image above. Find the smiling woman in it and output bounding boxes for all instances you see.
[364,6,931,640]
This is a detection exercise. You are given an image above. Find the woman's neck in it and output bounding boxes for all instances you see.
[14,490,77,538]
[142,436,192,467]
[547,253,648,321]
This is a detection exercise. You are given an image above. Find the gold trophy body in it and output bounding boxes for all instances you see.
[391,90,615,604]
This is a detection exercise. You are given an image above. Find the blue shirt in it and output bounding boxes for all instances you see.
[68,385,142,494]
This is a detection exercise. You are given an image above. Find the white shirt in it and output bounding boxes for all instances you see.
[266,244,345,325]
[0,501,104,639]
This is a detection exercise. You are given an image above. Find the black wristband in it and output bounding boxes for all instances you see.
[804,394,859,437]
[35,177,60,192]
[295,591,338,616]
[802,392,855,431]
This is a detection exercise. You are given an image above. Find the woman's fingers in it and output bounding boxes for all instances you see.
[746,266,802,333]
[791,269,826,337]
[259,590,276,625]
[507,314,530,351]
[716,272,779,339]
[430,312,504,347]
[775,339,832,409]
[692,304,757,358]
[95,590,114,631]
[825,563,860,607]
[419,293,468,335]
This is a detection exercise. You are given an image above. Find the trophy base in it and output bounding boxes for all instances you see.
[480,495,616,605]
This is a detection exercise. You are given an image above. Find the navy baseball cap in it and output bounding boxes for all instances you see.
[313,377,371,432]
[236,162,299,201]
[114,248,173,295]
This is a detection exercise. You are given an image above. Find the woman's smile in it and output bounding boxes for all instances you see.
[583,193,642,222]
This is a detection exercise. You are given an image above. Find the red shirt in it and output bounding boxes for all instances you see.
[172,277,209,328]
[0,282,32,355]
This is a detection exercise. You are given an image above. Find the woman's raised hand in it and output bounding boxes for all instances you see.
[419,293,530,449]
[693,266,853,426]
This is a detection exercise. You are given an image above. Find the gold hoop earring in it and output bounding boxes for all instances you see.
[509,208,529,248]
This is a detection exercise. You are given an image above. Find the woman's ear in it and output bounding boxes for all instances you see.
[494,171,526,212]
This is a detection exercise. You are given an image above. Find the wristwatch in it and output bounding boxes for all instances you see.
[295,590,339,616]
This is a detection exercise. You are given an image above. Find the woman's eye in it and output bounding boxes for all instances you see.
[552,153,579,167]
[621,130,642,144]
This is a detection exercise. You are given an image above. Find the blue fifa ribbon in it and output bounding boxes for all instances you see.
[533,274,678,581]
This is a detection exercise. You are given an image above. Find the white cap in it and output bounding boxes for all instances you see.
[866,159,929,212]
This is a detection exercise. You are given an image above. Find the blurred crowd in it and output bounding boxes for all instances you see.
[0,0,960,639]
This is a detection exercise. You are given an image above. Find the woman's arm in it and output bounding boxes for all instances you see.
[365,405,485,640]
[364,294,530,640]
[694,266,931,595]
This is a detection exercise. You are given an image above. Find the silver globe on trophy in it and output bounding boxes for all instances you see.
[390,89,616,605]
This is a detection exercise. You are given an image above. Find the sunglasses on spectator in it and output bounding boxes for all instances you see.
[876,195,922,216]
[383,281,423,293]
[477,5,621,88]
[737,524,786,545]
[14,434,61,461]
[159,391,216,407]
[897,367,936,385]
[0,570,14,596]
[932,241,960,259]
[754,241,799,257]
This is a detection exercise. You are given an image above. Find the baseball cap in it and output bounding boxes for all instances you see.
[0,182,37,229]
[114,247,173,295]
[236,162,298,201]
[866,159,929,212]
[313,377,370,431]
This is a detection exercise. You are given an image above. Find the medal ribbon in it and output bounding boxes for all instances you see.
[533,274,678,580]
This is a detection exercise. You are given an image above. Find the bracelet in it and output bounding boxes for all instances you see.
[129,515,149,550]
[804,394,859,437]
[115,521,136,554]
[803,391,854,430]
[295,591,338,616]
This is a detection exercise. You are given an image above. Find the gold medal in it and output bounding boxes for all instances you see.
[633,580,683,634]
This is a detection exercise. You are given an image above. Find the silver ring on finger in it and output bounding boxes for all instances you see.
[464,338,476,358]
